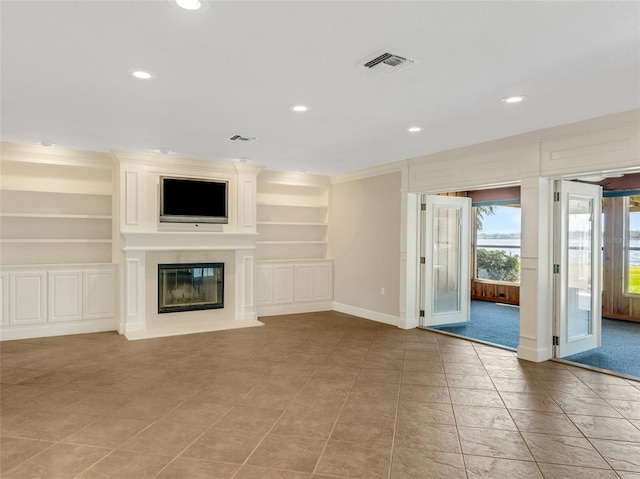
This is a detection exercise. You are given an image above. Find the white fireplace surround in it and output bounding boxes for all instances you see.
[115,151,265,340]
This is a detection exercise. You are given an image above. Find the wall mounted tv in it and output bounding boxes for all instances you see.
[160,176,228,224]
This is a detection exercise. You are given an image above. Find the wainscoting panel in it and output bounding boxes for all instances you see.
[272,264,294,304]
[256,264,273,306]
[294,264,314,303]
[49,270,82,322]
[314,263,333,301]
[10,271,47,325]
[83,269,115,320]
[1,265,117,340]
[0,273,8,325]
[257,260,334,316]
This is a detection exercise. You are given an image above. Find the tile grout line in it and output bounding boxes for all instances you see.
[471,341,543,478]
[224,330,350,479]
[310,325,380,477]
[442,334,471,479]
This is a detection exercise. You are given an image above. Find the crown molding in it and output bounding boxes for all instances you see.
[0,141,112,168]
[330,159,407,185]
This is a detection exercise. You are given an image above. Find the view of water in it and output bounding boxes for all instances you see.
[478,238,640,266]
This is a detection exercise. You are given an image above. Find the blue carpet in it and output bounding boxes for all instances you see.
[564,318,640,379]
[432,300,520,349]
[432,300,640,379]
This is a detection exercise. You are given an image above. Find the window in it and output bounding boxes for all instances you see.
[474,204,521,283]
[626,195,640,295]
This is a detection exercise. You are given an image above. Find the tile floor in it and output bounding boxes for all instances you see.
[1,311,639,478]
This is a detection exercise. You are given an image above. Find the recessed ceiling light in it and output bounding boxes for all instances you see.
[176,0,201,10]
[289,105,310,112]
[131,70,155,80]
[40,141,54,147]
[298,170,306,175]
[501,95,527,103]
[407,127,422,133]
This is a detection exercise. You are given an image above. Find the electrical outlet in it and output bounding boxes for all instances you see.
[380,287,385,296]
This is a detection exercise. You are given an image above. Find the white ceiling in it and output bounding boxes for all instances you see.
[2,1,639,176]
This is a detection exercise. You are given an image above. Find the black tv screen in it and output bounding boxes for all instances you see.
[160,176,228,224]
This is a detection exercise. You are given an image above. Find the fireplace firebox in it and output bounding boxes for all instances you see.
[158,262,224,313]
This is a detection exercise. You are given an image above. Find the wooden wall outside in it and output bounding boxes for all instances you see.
[471,280,520,305]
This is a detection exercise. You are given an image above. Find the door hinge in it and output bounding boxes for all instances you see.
[552,335,559,346]
[419,310,425,318]
[553,264,560,274]
[420,257,425,264]
[554,192,560,202]
[421,203,426,211]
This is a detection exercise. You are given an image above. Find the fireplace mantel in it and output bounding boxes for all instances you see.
[122,232,259,251]
[114,151,264,340]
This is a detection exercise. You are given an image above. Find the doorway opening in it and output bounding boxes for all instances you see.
[419,188,522,351]
[557,176,640,378]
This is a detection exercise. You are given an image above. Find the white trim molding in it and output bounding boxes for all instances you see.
[333,302,399,327]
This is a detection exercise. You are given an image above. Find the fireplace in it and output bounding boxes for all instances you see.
[158,262,224,313]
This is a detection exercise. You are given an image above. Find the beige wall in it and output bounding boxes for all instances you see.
[329,172,401,317]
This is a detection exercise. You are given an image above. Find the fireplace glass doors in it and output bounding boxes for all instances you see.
[158,263,224,313]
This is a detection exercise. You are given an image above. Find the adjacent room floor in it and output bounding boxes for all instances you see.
[1,311,639,478]
[433,300,640,380]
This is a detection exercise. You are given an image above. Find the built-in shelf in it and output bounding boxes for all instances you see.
[1,149,114,267]
[0,213,112,219]
[1,239,112,244]
[257,221,326,226]
[257,202,327,208]
[256,241,328,245]
[256,172,330,262]
[0,186,112,196]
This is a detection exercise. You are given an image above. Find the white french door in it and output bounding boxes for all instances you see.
[420,195,472,327]
[554,180,602,357]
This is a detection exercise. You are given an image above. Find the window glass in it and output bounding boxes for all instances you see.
[627,195,640,295]
[475,204,521,283]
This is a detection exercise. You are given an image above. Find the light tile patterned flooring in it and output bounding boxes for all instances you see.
[1,311,639,478]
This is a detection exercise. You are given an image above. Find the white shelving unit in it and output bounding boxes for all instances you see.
[0,187,113,266]
[256,177,329,261]
[0,143,117,339]
[255,171,333,315]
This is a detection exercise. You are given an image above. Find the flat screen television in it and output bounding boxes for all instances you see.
[160,176,228,224]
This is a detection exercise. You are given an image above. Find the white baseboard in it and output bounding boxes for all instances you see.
[257,301,333,317]
[0,318,118,341]
[332,302,399,327]
[517,343,552,362]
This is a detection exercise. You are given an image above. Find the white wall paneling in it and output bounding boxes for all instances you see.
[124,170,139,226]
[9,271,47,325]
[541,117,640,177]
[256,264,273,306]
[257,260,334,316]
[0,273,8,325]
[272,264,294,304]
[122,252,145,334]
[314,263,333,301]
[83,268,115,320]
[294,264,314,302]
[48,270,82,322]
[1,265,117,340]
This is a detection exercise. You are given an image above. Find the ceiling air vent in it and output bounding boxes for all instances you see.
[361,51,415,73]
[228,134,256,142]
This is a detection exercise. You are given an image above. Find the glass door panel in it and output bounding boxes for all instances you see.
[555,180,602,357]
[567,196,593,341]
[422,195,471,327]
[433,206,462,314]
